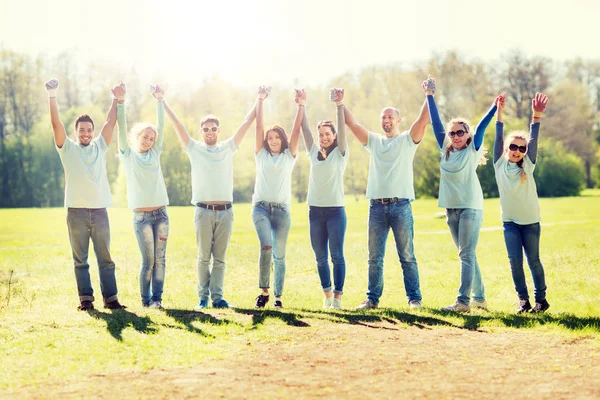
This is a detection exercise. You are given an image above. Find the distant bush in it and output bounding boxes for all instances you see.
[535,142,585,197]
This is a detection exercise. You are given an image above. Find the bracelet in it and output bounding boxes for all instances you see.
[48,96,56,98]
[298,104,305,107]
[336,103,344,107]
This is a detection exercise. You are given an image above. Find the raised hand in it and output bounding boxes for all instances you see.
[495,92,506,111]
[423,75,436,95]
[257,85,270,100]
[294,88,306,106]
[532,92,548,117]
[111,82,127,102]
[45,79,59,97]
[150,84,164,100]
[330,87,344,105]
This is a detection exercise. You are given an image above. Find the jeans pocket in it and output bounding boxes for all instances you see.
[133,212,146,225]
[160,207,169,220]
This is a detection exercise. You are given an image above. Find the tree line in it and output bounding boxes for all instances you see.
[0,49,598,208]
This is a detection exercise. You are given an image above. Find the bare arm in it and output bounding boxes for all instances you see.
[342,101,369,146]
[163,99,191,148]
[289,89,305,157]
[99,98,118,146]
[233,99,258,148]
[408,99,430,144]
[45,79,66,148]
[255,86,269,154]
[331,88,347,154]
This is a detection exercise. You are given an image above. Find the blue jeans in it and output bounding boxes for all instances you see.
[66,208,118,303]
[252,202,291,297]
[446,208,485,304]
[367,199,421,304]
[309,206,347,294]
[503,222,547,301]
[133,207,169,306]
[194,206,234,303]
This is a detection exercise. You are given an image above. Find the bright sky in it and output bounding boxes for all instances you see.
[1,0,599,88]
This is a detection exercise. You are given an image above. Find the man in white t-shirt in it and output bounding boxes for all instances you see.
[164,93,260,310]
[340,83,430,310]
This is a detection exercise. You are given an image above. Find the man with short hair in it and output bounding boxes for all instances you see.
[164,90,260,310]
[339,81,430,310]
[46,79,126,311]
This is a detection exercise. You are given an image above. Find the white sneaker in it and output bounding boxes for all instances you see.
[408,300,422,309]
[331,297,342,309]
[470,299,488,310]
[148,301,163,309]
[323,297,333,309]
[356,299,377,310]
[441,301,470,313]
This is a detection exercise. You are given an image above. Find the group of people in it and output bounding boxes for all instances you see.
[46,75,550,314]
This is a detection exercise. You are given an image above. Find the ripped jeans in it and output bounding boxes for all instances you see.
[252,202,291,297]
[133,207,170,306]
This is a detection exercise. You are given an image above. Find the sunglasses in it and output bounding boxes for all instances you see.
[448,130,466,138]
[202,127,219,133]
[509,143,527,153]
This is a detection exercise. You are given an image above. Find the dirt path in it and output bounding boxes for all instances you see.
[5,316,599,400]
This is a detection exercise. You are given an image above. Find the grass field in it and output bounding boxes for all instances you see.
[1,192,599,397]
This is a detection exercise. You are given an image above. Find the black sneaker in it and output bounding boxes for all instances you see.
[516,299,532,314]
[255,294,269,308]
[77,301,94,311]
[104,300,127,310]
[274,300,283,308]
[531,299,550,313]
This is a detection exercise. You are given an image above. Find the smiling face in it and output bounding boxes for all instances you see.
[447,122,470,150]
[201,121,220,146]
[318,123,337,150]
[506,137,528,163]
[137,127,157,152]
[76,121,94,146]
[266,129,282,154]
[380,108,401,136]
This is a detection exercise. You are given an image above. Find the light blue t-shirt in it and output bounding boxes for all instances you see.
[252,147,297,205]
[494,155,541,224]
[56,135,113,208]
[307,143,348,207]
[186,137,238,204]
[119,147,169,210]
[438,141,484,210]
[364,131,418,200]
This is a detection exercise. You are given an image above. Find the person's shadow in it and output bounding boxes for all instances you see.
[88,309,157,341]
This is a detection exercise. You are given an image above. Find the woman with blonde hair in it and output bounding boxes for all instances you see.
[494,92,550,313]
[425,76,502,313]
[116,83,169,309]
[252,86,302,309]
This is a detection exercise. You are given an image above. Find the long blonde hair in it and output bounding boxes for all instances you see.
[504,131,530,182]
[128,123,158,153]
[444,118,487,166]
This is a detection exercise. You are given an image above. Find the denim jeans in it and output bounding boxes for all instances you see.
[66,208,118,303]
[309,206,347,294]
[252,202,291,297]
[446,208,485,304]
[367,199,421,304]
[133,207,169,306]
[503,222,547,301]
[194,206,234,303]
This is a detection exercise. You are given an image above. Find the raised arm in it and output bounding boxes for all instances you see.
[150,85,166,148]
[114,83,128,154]
[45,79,67,148]
[255,85,269,154]
[300,108,314,152]
[331,88,347,155]
[98,82,122,146]
[473,95,501,150]
[341,90,368,146]
[163,97,191,148]
[289,89,305,157]
[493,93,506,164]
[408,99,430,144]
[528,92,548,164]
[233,94,259,148]
[423,77,445,149]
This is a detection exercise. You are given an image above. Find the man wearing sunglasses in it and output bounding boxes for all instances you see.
[340,80,430,310]
[164,90,261,310]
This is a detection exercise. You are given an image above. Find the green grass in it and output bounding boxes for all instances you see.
[1,193,599,389]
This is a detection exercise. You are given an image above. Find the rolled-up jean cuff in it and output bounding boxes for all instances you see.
[322,287,332,293]
[259,286,270,290]
[104,294,118,303]
[79,295,95,302]
[333,289,343,295]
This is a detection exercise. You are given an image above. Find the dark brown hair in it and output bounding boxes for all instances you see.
[264,125,289,154]
[74,114,94,131]
[317,120,338,160]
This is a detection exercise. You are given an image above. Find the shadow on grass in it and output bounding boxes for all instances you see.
[89,309,157,341]
[163,309,242,336]
[233,308,311,328]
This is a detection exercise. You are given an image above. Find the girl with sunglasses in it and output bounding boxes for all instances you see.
[116,83,170,309]
[299,88,348,309]
[425,76,502,313]
[494,92,550,313]
[252,86,303,309]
